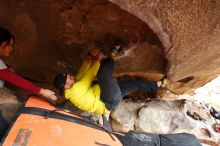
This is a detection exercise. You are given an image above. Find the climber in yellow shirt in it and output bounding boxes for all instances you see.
[54,47,109,114]
[65,54,109,114]
[53,39,159,115]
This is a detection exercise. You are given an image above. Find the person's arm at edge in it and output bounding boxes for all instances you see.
[75,58,91,81]
[76,49,102,81]
[0,68,57,101]
[73,53,103,90]
[73,60,100,90]
[85,51,104,78]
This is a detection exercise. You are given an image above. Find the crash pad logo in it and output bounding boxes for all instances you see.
[132,133,152,142]
[13,128,32,146]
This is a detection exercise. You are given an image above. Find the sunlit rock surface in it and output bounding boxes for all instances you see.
[111,76,220,145]
[111,99,220,145]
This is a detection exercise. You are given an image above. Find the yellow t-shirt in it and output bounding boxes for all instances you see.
[65,60,109,114]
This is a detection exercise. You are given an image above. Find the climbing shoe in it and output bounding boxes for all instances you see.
[110,38,123,56]
[114,38,123,48]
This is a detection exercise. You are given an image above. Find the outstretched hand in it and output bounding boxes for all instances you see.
[39,88,58,101]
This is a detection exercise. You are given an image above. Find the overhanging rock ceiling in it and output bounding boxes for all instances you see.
[1,0,220,94]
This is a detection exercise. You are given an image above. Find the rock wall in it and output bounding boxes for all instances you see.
[109,0,220,90]
[0,1,163,96]
[1,2,220,145]
[1,0,219,93]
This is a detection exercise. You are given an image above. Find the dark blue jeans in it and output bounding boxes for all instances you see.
[97,58,158,110]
